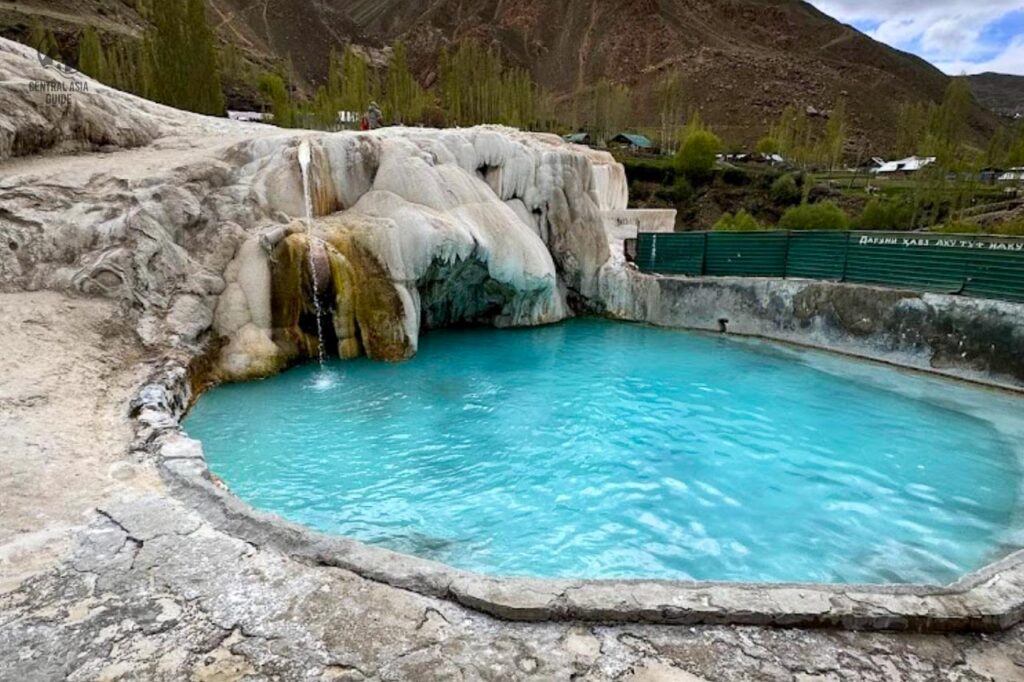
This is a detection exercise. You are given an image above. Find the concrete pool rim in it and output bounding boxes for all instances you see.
[136,338,1024,634]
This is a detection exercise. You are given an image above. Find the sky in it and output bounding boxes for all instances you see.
[807,0,1024,75]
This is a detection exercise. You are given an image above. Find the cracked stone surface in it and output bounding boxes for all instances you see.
[2,291,1024,680]
[4,499,1024,681]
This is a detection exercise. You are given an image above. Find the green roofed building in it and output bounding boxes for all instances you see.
[610,133,653,150]
[564,132,592,146]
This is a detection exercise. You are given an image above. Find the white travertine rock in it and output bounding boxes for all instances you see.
[0,38,646,380]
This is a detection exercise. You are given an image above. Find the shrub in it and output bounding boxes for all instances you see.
[675,129,722,183]
[778,201,849,230]
[419,104,447,128]
[994,217,1024,235]
[720,166,751,186]
[756,136,780,155]
[713,209,762,231]
[621,157,676,184]
[671,176,694,204]
[770,173,802,206]
[931,221,982,234]
[758,168,783,190]
[853,199,914,231]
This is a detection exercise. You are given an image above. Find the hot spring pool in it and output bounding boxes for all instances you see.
[185,319,1024,584]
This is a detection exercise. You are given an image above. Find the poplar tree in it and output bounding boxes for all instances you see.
[924,78,973,171]
[320,46,377,122]
[78,27,107,82]
[258,72,295,127]
[384,41,429,124]
[29,19,60,60]
[986,126,1008,168]
[578,80,631,145]
[439,41,539,128]
[894,101,929,157]
[144,0,224,115]
[1009,122,1024,166]
[822,98,847,172]
[654,68,684,152]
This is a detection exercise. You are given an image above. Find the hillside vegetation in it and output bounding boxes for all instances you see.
[0,0,1006,154]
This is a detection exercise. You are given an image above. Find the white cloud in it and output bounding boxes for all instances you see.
[808,0,1024,74]
[934,36,1024,75]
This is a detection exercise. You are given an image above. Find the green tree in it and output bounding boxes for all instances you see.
[986,126,1009,168]
[778,201,849,230]
[77,27,107,82]
[258,72,295,128]
[439,41,539,128]
[325,46,376,120]
[186,0,225,114]
[654,67,684,153]
[145,0,224,115]
[713,209,762,231]
[923,78,973,170]
[756,137,779,155]
[893,101,929,157]
[770,173,801,206]
[822,98,847,172]
[384,41,429,124]
[771,105,822,167]
[29,19,60,59]
[579,80,631,144]
[675,114,721,183]
[853,199,913,231]
[1009,122,1024,166]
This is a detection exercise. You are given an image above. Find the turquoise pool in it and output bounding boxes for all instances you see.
[185,319,1024,584]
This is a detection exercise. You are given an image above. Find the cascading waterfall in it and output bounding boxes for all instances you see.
[297,140,327,368]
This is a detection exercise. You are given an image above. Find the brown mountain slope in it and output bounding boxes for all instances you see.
[968,73,1024,119]
[0,0,1000,151]
[210,0,997,150]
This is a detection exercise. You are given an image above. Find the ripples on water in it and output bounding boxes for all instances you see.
[185,319,1024,584]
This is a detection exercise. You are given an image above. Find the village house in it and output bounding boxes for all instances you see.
[609,133,654,152]
[873,155,936,175]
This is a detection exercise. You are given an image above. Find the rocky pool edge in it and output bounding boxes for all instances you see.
[131,320,1024,634]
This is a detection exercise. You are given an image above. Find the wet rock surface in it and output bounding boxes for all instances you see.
[4,493,1024,682]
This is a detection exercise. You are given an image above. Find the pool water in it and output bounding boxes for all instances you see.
[185,319,1024,584]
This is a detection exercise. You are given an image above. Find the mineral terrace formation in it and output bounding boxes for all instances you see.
[0,38,669,381]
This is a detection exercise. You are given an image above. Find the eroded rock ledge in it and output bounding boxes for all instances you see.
[1,38,650,383]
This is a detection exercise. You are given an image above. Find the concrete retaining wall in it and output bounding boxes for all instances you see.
[605,272,1024,392]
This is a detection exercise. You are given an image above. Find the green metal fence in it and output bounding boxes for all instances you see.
[634,231,1024,302]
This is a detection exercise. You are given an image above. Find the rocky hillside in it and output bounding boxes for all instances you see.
[0,0,1001,149]
[212,0,1005,148]
[968,73,1024,120]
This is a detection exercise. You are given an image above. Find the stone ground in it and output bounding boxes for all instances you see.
[1,291,1023,681]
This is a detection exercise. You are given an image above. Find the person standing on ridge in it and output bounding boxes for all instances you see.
[367,101,383,130]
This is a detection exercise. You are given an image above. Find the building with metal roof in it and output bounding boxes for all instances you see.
[609,133,654,150]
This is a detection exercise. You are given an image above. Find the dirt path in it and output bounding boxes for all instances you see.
[0,2,141,38]
[0,291,158,592]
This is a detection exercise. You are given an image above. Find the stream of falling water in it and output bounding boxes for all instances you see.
[298,141,327,368]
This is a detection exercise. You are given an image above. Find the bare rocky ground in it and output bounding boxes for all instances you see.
[0,291,1022,681]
